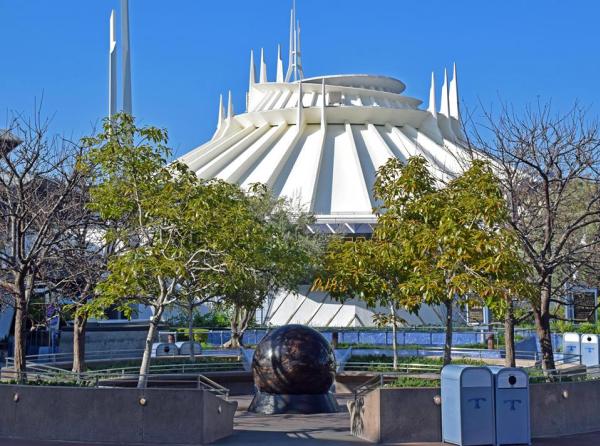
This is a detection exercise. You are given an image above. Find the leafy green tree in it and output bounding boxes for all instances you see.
[324,156,531,366]
[82,114,259,387]
[323,157,435,368]
[222,184,322,348]
[396,158,531,364]
[323,237,409,369]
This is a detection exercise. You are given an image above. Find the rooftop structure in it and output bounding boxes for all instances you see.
[0,129,21,155]
[180,4,473,235]
[176,2,477,327]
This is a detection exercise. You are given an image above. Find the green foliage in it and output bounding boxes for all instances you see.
[347,354,486,367]
[552,320,577,334]
[322,156,533,363]
[81,114,315,380]
[385,377,441,388]
[323,157,531,314]
[552,321,600,335]
[80,114,286,319]
[197,310,232,328]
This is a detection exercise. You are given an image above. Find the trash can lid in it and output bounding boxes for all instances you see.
[563,332,580,343]
[581,334,598,344]
[441,365,493,387]
[490,367,529,389]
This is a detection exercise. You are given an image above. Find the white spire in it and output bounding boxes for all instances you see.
[259,48,267,83]
[108,10,117,118]
[249,49,256,89]
[121,0,132,115]
[449,62,460,120]
[427,71,436,117]
[285,0,304,82]
[217,94,225,128]
[297,80,303,127]
[320,78,327,128]
[227,90,234,119]
[286,8,294,80]
[276,44,284,83]
[439,68,450,117]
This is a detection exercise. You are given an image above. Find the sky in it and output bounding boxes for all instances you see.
[1,0,599,158]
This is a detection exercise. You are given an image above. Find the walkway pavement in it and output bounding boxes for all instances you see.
[0,394,599,445]
[215,395,600,446]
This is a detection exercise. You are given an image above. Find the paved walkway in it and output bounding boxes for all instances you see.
[216,395,600,446]
[0,394,599,445]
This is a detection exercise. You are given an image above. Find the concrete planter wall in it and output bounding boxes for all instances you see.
[0,384,237,445]
[352,380,600,443]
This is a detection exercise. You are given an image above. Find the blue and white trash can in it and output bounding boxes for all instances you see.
[488,367,531,445]
[581,334,600,367]
[563,332,581,364]
[441,365,495,446]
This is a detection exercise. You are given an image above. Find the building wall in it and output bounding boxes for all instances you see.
[58,325,151,353]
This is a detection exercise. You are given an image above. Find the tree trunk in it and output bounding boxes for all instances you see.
[331,331,339,349]
[443,300,453,366]
[534,277,556,376]
[187,302,195,362]
[225,304,253,349]
[12,273,29,382]
[138,307,164,389]
[224,305,241,349]
[390,304,398,371]
[228,332,243,349]
[72,314,87,373]
[13,301,26,382]
[504,300,516,367]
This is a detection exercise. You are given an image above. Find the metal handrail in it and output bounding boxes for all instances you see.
[196,374,230,398]
[86,361,244,377]
[1,368,232,397]
[4,347,243,369]
[343,362,441,373]
[525,365,600,383]
[353,374,383,400]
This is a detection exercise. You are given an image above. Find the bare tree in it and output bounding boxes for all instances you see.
[471,102,600,374]
[0,112,86,379]
[41,185,115,374]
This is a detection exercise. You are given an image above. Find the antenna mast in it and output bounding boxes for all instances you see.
[108,10,117,118]
[285,0,304,82]
[121,0,132,114]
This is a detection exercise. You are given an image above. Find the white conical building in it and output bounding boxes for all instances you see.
[179,3,474,327]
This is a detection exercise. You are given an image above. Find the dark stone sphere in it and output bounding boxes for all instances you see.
[252,324,336,395]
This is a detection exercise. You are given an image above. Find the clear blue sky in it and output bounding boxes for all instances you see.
[1,0,599,157]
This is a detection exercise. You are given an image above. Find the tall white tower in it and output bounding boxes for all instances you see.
[121,0,133,114]
[108,10,117,118]
[285,0,304,82]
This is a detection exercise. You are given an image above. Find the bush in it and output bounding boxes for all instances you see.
[166,309,231,330]
[550,320,600,335]
[385,377,440,388]
[173,327,209,344]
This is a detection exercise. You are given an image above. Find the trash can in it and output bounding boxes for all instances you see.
[488,367,531,445]
[580,334,600,367]
[152,342,179,357]
[176,341,202,356]
[563,332,581,363]
[441,365,495,446]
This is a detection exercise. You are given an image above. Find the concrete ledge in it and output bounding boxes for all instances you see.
[352,380,600,443]
[0,384,237,445]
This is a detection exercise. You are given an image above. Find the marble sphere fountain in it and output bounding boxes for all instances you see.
[248,324,338,414]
